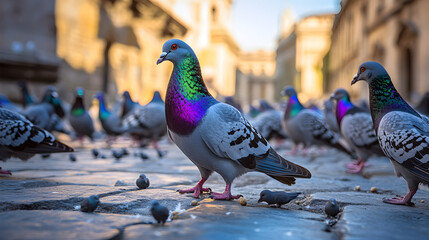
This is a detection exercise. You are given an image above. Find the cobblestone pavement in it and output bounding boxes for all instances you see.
[1,138,429,240]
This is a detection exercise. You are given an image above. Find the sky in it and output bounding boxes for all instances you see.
[231,0,341,51]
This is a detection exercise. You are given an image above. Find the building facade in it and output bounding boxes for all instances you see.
[276,13,334,103]
[235,50,276,107]
[327,0,429,103]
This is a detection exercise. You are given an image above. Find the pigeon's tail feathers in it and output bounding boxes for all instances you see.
[22,139,74,154]
[407,161,429,186]
[255,148,311,185]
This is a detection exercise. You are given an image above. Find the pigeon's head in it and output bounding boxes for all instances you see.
[75,87,84,98]
[281,86,297,97]
[89,195,100,203]
[351,61,389,85]
[258,190,272,203]
[150,91,163,103]
[46,91,65,118]
[157,39,197,65]
[94,92,104,101]
[122,91,130,98]
[330,88,349,101]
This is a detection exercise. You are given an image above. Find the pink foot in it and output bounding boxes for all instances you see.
[346,161,365,174]
[346,160,370,169]
[0,167,11,175]
[383,189,417,206]
[177,178,211,198]
[209,184,242,200]
[284,145,299,156]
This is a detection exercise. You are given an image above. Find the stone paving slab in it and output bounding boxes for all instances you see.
[1,140,429,240]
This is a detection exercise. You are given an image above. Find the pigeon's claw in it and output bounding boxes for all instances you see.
[346,161,365,174]
[209,184,242,200]
[177,178,209,198]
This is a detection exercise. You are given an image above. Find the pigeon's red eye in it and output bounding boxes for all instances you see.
[360,67,366,72]
[171,44,177,50]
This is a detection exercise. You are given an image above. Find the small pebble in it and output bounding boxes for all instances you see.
[91,149,99,158]
[421,200,425,203]
[355,185,361,191]
[295,201,300,205]
[121,148,129,156]
[172,211,179,216]
[41,154,51,159]
[100,155,107,159]
[370,187,377,193]
[136,174,150,189]
[69,154,76,162]
[191,200,198,206]
[80,195,100,213]
[238,197,247,206]
[139,152,149,160]
[112,150,122,160]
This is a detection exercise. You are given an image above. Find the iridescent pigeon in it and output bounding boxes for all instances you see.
[123,91,167,157]
[330,88,384,173]
[352,61,429,205]
[22,90,65,131]
[94,92,126,140]
[69,87,94,145]
[0,108,73,174]
[281,86,354,157]
[157,39,311,200]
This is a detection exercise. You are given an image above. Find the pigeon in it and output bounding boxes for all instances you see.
[138,152,149,160]
[94,92,126,141]
[121,91,140,119]
[123,91,167,157]
[257,190,301,208]
[150,200,169,224]
[351,61,429,205]
[17,80,38,107]
[324,198,340,217]
[251,108,288,141]
[330,88,385,173]
[22,90,65,131]
[281,86,354,157]
[136,173,150,189]
[415,92,429,117]
[157,39,311,200]
[80,195,100,212]
[0,108,73,174]
[69,88,94,145]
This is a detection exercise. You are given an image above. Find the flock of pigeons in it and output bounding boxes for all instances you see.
[0,39,428,207]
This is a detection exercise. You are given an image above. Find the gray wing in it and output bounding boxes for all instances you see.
[341,112,378,148]
[103,113,126,135]
[69,112,94,138]
[378,111,429,181]
[22,104,50,129]
[251,110,287,140]
[297,109,339,145]
[199,103,270,167]
[0,109,72,159]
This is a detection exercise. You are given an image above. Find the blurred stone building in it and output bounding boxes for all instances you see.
[326,0,429,103]
[0,0,187,105]
[154,0,239,98]
[276,12,334,103]
[235,51,276,107]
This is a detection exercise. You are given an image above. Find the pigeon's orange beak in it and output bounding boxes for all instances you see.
[157,52,168,65]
